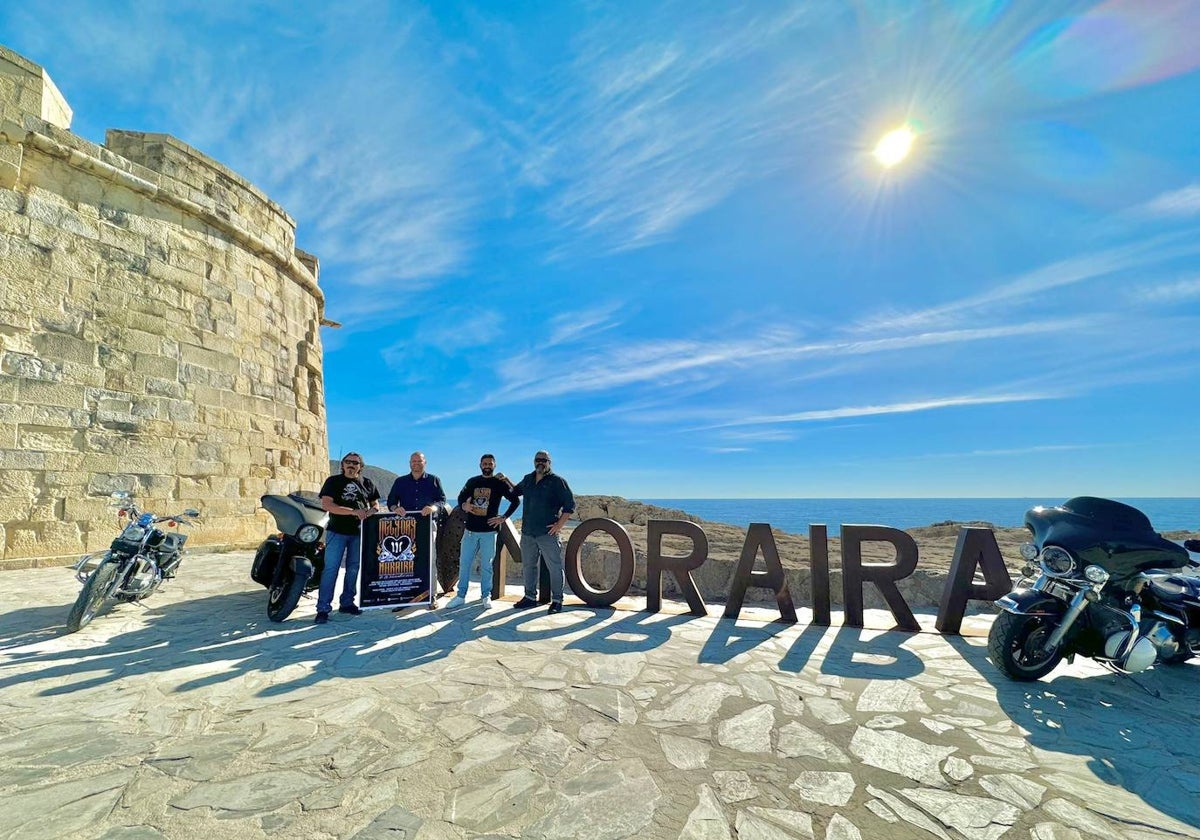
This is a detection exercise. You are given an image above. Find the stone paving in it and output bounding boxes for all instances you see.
[1,552,1199,840]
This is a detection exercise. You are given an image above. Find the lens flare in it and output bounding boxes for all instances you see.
[872,125,916,168]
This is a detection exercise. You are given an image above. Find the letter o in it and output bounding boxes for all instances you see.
[565,518,635,608]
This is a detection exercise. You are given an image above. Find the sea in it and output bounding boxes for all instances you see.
[636,498,1200,534]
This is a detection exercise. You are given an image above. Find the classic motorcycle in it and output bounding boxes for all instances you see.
[66,492,200,632]
[252,492,327,622]
[989,496,1200,681]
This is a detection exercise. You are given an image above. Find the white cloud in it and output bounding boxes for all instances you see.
[1140,183,1200,218]
[704,393,1056,429]
[1136,277,1200,304]
[853,234,1200,334]
[516,4,834,255]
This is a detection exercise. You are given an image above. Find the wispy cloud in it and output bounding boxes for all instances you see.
[703,393,1057,429]
[1140,183,1200,218]
[853,234,1200,334]
[516,4,836,255]
[1135,277,1200,304]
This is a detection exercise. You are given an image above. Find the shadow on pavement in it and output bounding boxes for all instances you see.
[948,635,1200,831]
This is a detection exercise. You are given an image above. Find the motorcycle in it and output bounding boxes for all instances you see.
[252,492,327,622]
[67,492,200,632]
[989,496,1200,681]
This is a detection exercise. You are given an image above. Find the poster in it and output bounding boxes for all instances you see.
[359,513,436,609]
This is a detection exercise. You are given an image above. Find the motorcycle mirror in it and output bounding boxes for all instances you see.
[184,509,200,518]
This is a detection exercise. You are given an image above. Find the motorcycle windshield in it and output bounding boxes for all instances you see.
[1027,496,1188,579]
[261,494,330,535]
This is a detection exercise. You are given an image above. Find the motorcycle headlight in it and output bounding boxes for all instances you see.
[1040,545,1075,577]
[1083,565,1110,585]
[297,524,322,544]
[1019,542,1039,561]
[121,525,147,541]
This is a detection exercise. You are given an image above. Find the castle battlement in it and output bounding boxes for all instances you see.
[0,45,330,568]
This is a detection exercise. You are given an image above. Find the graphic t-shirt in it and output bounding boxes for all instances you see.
[457,475,520,532]
[318,475,379,535]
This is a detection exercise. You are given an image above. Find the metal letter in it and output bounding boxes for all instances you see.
[840,525,920,631]
[935,527,1013,634]
[490,518,550,602]
[645,519,709,616]
[723,524,797,622]
[810,524,831,626]
[564,518,635,608]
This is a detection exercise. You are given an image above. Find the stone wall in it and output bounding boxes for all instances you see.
[0,45,329,568]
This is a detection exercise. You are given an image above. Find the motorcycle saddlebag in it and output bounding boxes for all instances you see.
[251,536,284,587]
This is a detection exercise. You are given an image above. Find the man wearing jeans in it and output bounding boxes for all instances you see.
[316,453,380,624]
[512,450,575,614]
[447,453,519,610]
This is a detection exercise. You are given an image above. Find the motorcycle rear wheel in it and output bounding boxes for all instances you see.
[66,563,120,633]
[988,611,1064,681]
[267,558,313,622]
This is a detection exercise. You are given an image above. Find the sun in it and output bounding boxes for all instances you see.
[872,125,916,168]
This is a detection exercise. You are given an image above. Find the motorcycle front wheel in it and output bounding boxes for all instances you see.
[988,611,1064,681]
[66,563,120,633]
[267,558,313,622]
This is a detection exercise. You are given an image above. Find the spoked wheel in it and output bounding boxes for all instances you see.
[267,558,313,622]
[66,563,120,633]
[988,611,1064,681]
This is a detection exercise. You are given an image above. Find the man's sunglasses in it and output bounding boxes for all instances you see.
[343,460,362,466]
[534,458,549,463]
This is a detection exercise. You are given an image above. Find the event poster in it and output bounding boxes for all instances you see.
[359,513,436,609]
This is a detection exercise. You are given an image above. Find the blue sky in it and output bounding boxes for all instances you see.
[4,1,1199,498]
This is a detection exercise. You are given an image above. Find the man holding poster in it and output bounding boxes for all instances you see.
[316,453,380,624]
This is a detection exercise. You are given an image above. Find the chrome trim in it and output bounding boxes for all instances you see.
[1150,610,1186,626]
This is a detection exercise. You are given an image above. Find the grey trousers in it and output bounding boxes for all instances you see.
[520,533,564,603]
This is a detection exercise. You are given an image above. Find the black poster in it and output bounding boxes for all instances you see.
[359,513,436,609]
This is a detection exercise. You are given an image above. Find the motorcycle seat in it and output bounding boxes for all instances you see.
[1145,572,1200,603]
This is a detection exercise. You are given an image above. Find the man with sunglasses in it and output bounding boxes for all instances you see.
[317,452,380,624]
[512,450,575,614]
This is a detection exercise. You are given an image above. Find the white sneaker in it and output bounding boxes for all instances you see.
[481,596,491,610]
[446,595,466,608]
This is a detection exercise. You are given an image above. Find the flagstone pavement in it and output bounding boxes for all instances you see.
[1,551,1199,840]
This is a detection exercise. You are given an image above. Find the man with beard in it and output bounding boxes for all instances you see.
[511,450,575,614]
[447,454,519,610]
[316,452,380,624]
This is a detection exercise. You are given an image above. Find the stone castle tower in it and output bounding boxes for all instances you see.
[0,45,329,568]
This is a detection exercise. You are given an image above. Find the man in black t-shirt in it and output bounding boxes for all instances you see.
[316,452,380,624]
[446,453,519,610]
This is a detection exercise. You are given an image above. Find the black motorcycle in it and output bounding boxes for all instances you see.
[67,492,200,632]
[252,492,328,622]
[989,496,1200,681]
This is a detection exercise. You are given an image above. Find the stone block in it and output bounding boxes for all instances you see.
[133,352,177,379]
[1,350,63,382]
[17,424,81,451]
[32,332,97,365]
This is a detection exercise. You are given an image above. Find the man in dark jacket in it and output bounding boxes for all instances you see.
[447,453,519,610]
[511,450,575,614]
[316,452,380,624]
[386,452,449,517]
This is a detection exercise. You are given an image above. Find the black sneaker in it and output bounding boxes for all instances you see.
[338,604,363,616]
[314,612,329,624]
[513,596,538,609]
[548,601,562,614]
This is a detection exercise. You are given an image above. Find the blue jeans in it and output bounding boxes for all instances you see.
[521,533,564,603]
[317,530,360,614]
[458,530,497,598]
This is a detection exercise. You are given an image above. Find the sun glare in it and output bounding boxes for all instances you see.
[872,125,916,168]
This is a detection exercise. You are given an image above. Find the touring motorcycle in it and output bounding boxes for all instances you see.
[989,496,1200,681]
[252,492,327,622]
[67,492,200,632]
